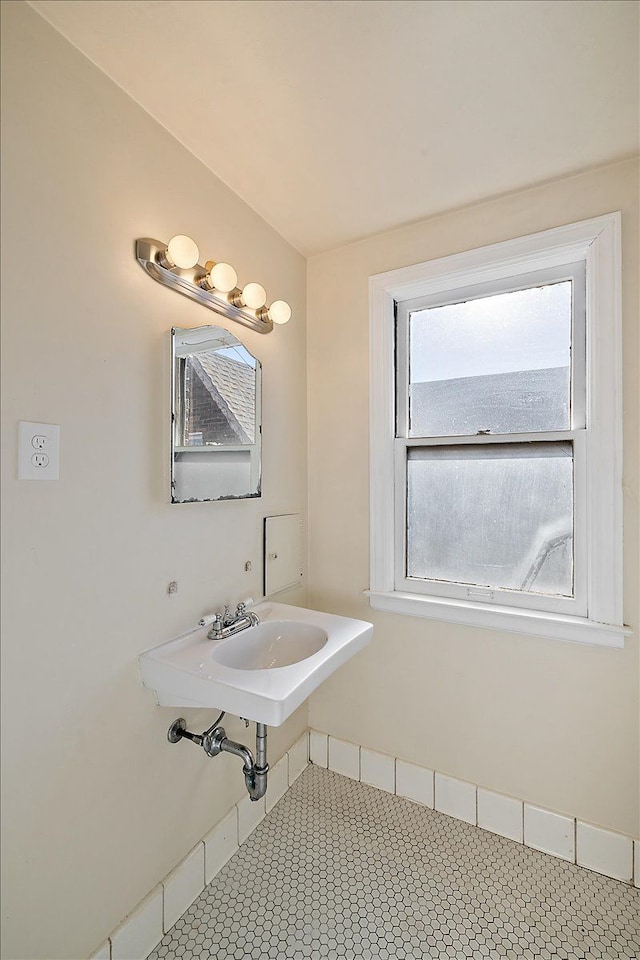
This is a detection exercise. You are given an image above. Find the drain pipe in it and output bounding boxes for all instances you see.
[168,718,269,802]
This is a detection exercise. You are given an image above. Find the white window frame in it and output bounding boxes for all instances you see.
[369,213,628,648]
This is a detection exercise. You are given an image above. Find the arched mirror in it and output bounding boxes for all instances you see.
[171,325,261,502]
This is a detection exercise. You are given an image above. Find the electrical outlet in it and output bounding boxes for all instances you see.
[18,422,60,480]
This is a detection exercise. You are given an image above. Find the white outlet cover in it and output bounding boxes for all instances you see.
[18,421,60,480]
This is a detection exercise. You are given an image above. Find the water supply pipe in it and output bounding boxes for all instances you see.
[167,718,269,801]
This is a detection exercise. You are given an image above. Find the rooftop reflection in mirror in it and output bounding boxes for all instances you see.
[171,325,261,503]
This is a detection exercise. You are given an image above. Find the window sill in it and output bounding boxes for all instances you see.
[366,590,630,648]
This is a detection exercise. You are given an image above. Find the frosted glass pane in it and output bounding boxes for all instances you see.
[409,282,571,437]
[407,443,573,596]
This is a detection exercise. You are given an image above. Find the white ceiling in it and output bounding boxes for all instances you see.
[29,0,639,255]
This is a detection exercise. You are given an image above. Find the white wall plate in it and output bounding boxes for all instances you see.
[17,421,60,480]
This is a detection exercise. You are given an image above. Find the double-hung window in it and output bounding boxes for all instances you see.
[369,214,627,647]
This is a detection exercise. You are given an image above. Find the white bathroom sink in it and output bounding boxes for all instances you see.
[212,621,328,670]
[139,602,373,726]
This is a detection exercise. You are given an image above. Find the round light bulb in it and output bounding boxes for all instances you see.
[268,300,292,325]
[166,235,199,269]
[210,262,237,293]
[242,282,267,310]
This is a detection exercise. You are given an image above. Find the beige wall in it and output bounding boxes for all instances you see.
[0,4,308,959]
[307,158,640,838]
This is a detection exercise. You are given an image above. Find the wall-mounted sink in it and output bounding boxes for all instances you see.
[139,602,373,726]
[212,621,328,671]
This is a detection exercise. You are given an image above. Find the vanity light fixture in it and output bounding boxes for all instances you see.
[200,260,238,294]
[158,234,200,270]
[268,300,292,325]
[136,235,292,334]
[239,282,267,310]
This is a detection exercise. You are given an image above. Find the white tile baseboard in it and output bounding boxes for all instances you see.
[288,732,309,783]
[577,821,634,883]
[435,773,477,825]
[266,753,290,812]
[477,787,523,843]
[395,759,434,808]
[110,887,163,960]
[162,843,205,932]
[328,736,360,780]
[309,729,328,768]
[93,728,638,960]
[361,747,395,793]
[524,804,575,862]
[93,731,308,960]
[204,808,238,885]
[311,728,639,889]
[237,792,267,844]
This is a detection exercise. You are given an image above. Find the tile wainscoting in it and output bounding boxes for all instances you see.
[90,728,639,960]
[89,733,309,960]
[311,729,640,888]
[148,765,639,960]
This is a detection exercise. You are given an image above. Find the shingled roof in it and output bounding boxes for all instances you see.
[191,351,256,443]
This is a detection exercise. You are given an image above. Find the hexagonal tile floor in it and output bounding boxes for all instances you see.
[148,765,639,959]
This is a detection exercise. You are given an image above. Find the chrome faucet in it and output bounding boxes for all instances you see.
[199,602,260,641]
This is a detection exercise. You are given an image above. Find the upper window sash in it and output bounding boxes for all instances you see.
[395,262,586,441]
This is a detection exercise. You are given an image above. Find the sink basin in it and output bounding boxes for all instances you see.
[212,621,328,670]
[139,601,373,726]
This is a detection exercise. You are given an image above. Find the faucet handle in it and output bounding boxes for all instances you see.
[199,611,222,628]
[206,613,224,640]
[235,601,247,617]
